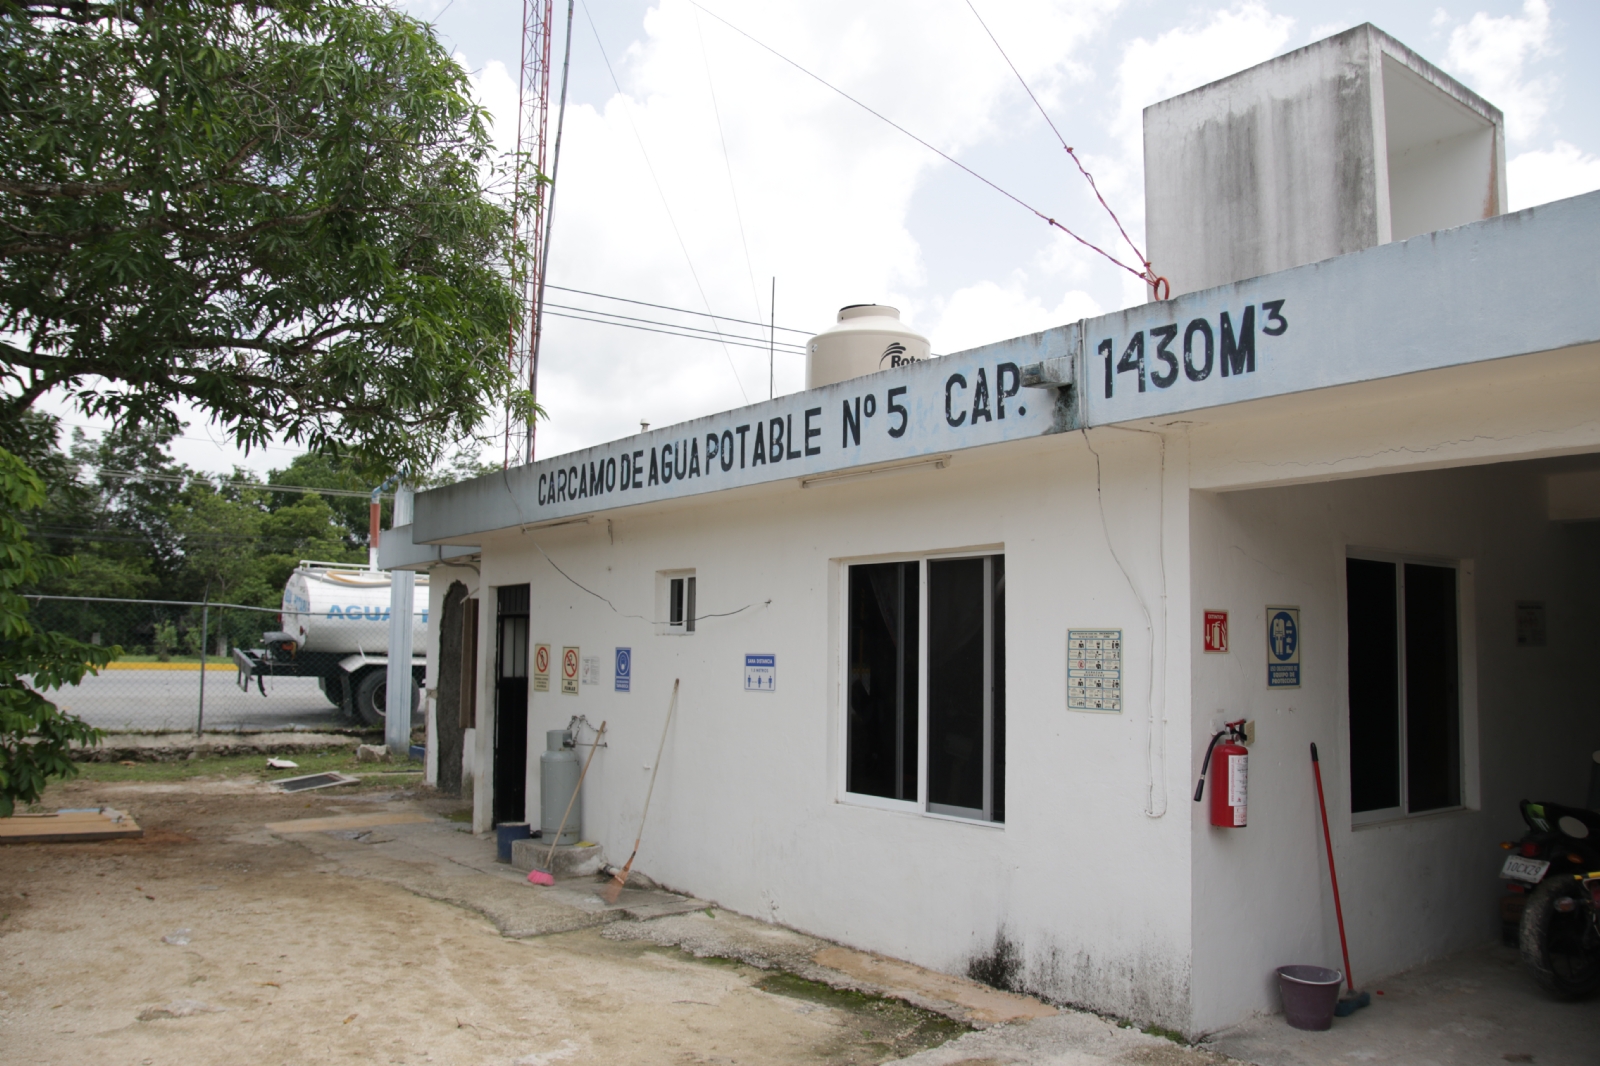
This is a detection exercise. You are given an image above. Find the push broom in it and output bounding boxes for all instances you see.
[1310,742,1371,1016]
[599,679,678,905]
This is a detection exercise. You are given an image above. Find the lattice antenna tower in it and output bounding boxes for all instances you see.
[505,0,554,467]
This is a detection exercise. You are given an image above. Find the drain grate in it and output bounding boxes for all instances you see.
[272,772,358,793]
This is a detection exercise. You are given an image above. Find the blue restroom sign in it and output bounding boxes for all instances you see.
[744,654,775,692]
[615,647,631,692]
[1266,606,1300,688]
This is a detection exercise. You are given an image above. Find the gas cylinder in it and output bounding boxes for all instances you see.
[540,730,581,845]
[1195,720,1248,828]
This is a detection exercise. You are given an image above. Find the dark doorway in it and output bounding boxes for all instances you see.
[492,584,530,825]
[434,582,469,797]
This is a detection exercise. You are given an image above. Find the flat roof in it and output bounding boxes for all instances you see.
[412,190,1600,546]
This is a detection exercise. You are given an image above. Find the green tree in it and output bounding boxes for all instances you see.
[267,452,384,552]
[0,0,533,472]
[0,448,106,816]
[0,0,537,794]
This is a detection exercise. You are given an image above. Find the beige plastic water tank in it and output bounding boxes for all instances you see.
[805,305,930,389]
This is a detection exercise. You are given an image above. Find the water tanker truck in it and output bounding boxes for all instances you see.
[233,562,428,726]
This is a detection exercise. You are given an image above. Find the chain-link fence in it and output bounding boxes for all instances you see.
[25,595,363,734]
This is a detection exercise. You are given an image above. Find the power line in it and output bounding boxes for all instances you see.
[545,284,812,336]
[695,10,766,326]
[84,467,385,499]
[28,525,362,550]
[960,0,1155,290]
[58,420,307,455]
[543,302,806,351]
[544,309,805,352]
[691,0,1168,297]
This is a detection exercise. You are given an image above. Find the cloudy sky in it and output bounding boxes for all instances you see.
[62,0,1600,475]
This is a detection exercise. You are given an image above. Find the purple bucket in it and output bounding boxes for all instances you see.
[1276,965,1343,1030]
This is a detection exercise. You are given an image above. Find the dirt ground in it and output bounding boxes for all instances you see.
[0,776,964,1066]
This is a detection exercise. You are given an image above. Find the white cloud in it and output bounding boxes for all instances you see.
[1508,141,1600,211]
[462,55,519,158]
[1307,21,1352,43]
[1443,0,1553,143]
[926,279,1100,355]
[1111,3,1295,155]
[454,0,1128,458]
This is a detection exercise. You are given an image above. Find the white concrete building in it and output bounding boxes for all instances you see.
[382,26,1600,1036]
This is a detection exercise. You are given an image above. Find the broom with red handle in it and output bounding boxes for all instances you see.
[1311,742,1371,1015]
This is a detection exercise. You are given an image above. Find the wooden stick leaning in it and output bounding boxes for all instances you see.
[528,720,605,884]
[599,679,678,904]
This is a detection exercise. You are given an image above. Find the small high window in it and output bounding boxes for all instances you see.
[845,553,1005,823]
[1346,555,1462,820]
[659,570,696,634]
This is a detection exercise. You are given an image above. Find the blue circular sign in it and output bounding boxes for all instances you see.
[615,647,631,676]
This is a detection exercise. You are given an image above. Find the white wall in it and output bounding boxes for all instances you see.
[1381,54,1503,242]
[469,430,1200,1029]
[1186,459,1600,1034]
[1143,24,1503,298]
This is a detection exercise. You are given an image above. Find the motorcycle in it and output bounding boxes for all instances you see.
[1499,799,1600,999]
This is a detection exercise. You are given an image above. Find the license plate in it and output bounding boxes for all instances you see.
[1501,856,1550,883]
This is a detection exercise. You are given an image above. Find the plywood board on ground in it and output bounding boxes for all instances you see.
[0,809,143,844]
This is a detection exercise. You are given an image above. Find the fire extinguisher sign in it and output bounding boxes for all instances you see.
[1266,606,1300,688]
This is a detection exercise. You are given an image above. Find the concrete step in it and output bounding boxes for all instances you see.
[510,837,604,878]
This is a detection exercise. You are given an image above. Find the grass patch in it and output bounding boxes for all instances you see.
[1118,1020,1189,1045]
[70,749,421,784]
[755,971,967,1055]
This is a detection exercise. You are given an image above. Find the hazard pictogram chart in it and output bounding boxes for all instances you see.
[1067,629,1122,712]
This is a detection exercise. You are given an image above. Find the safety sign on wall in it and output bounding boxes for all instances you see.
[1203,610,1228,653]
[1266,607,1300,688]
[1067,629,1122,712]
[561,646,580,695]
[1515,601,1547,647]
[532,643,551,693]
[614,647,632,692]
[581,655,602,686]
[744,654,775,692]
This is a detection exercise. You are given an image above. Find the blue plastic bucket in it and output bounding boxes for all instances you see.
[1276,965,1343,1030]
[495,822,531,863]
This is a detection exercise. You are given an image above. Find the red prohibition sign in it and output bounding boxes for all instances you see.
[562,648,579,679]
[534,646,550,674]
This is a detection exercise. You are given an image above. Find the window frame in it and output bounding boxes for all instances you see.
[837,548,1005,827]
[1344,548,1475,827]
[657,569,697,636]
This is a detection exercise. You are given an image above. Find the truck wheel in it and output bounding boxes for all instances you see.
[317,676,342,707]
[351,669,420,728]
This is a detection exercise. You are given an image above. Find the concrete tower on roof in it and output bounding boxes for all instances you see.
[1143,23,1507,298]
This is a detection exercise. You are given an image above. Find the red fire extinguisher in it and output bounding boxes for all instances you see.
[1194,719,1248,827]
